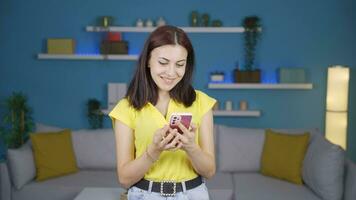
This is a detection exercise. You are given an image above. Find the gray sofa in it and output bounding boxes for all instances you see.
[1,123,355,200]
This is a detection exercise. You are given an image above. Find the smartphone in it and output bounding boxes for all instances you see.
[169,112,192,134]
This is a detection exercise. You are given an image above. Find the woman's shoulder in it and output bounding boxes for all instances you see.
[111,98,130,110]
[192,90,216,117]
[194,90,214,100]
[110,98,137,115]
[117,98,130,106]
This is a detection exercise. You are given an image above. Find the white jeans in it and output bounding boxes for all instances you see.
[128,183,210,200]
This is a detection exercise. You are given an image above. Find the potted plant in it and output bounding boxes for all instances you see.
[0,92,34,149]
[87,98,104,129]
[234,16,262,83]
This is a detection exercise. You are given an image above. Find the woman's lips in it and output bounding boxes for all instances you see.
[160,76,175,84]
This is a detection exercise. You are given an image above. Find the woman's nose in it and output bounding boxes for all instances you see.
[165,64,176,76]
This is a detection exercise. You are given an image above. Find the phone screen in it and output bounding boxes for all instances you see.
[169,113,192,134]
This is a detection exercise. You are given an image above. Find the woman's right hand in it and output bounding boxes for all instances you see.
[148,125,181,160]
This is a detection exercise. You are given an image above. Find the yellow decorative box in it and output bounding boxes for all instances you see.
[47,39,75,54]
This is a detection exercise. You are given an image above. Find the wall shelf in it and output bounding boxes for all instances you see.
[208,83,313,90]
[86,26,247,33]
[213,110,261,117]
[37,54,138,60]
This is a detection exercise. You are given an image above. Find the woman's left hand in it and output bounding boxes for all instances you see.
[176,122,198,153]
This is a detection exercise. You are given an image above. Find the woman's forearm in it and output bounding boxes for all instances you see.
[186,145,216,179]
[118,145,160,188]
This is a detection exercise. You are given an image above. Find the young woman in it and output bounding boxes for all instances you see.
[109,25,216,200]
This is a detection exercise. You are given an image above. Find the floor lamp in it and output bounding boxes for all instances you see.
[325,65,350,149]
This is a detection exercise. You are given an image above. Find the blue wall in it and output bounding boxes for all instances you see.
[1,0,355,161]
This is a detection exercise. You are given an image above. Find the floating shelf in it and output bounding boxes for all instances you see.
[213,110,261,117]
[208,83,313,90]
[37,54,138,60]
[86,26,247,33]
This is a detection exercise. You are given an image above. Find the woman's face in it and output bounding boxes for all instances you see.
[148,44,188,93]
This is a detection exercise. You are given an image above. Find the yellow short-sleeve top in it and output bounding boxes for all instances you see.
[109,90,216,182]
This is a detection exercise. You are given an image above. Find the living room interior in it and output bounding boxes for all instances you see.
[0,0,355,200]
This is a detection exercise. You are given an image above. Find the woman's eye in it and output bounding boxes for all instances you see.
[176,63,185,67]
[159,61,168,65]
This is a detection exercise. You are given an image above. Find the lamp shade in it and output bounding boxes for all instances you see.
[326,66,350,112]
[325,65,350,150]
[325,111,348,149]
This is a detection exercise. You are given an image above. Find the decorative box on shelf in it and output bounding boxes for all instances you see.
[277,68,306,83]
[47,38,75,54]
[100,41,128,55]
[210,71,225,82]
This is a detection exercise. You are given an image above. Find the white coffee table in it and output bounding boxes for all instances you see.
[74,187,127,200]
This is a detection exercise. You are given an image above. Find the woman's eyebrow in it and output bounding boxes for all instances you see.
[158,57,169,61]
[158,57,186,62]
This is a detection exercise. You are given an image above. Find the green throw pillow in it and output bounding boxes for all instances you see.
[30,129,78,181]
[260,129,310,184]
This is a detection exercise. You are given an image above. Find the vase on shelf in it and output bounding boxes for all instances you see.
[233,68,261,83]
[190,11,199,27]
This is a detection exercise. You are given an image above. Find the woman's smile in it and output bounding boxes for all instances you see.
[160,76,176,85]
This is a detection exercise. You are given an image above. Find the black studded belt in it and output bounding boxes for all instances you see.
[133,176,203,197]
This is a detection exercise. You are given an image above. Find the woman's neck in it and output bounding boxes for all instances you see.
[155,91,171,117]
[158,90,170,101]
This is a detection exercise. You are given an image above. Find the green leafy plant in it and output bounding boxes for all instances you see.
[0,92,34,149]
[242,16,262,71]
[87,99,103,129]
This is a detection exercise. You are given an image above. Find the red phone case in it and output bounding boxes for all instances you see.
[169,113,192,134]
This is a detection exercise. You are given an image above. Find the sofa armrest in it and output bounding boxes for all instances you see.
[344,158,356,200]
[0,162,11,200]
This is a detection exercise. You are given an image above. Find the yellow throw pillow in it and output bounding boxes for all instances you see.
[260,129,310,184]
[30,129,78,181]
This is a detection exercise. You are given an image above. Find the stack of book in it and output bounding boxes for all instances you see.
[100,32,128,55]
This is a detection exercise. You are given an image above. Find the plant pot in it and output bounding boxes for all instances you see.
[234,69,261,83]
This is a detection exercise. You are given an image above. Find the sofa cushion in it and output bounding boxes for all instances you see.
[303,134,345,200]
[13,170,124,200]
[205,172,234,200]
[6,141,36,189]
[218,125,265,172]
[5,123,67,189]
[216,125,319,173]
[30,129,78,181]
[261,129,310,184]
[71,129,116,169]
[233,172,321,200]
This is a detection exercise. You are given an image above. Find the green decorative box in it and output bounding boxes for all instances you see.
[277,68,306,83]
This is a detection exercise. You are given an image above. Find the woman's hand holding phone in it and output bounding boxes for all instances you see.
[150,112,194,157]
[168,112,197,152]
[151,125,182,154]
[176,122,198,153]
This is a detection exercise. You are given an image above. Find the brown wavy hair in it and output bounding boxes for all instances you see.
[126,25,196,110]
